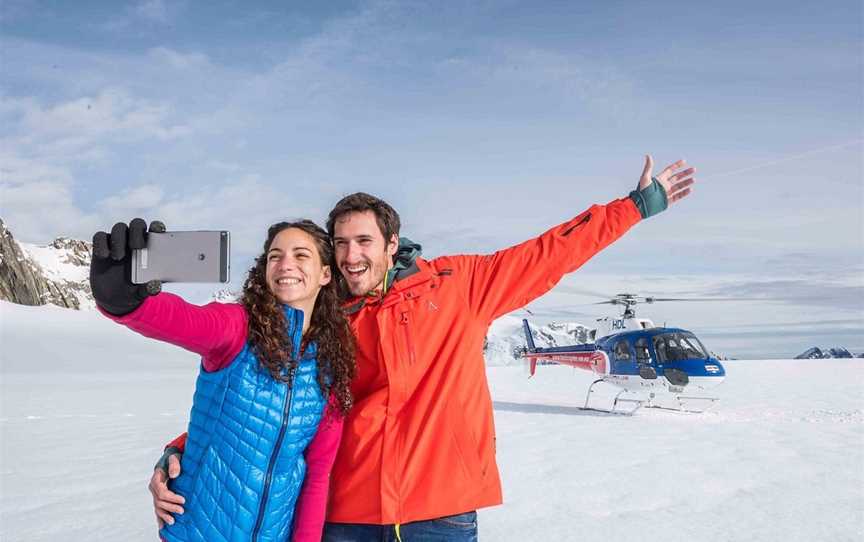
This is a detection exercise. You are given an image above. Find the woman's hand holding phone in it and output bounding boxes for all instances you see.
[90,218,165,316]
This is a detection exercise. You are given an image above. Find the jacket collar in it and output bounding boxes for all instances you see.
[280,304,307,350]
[381,238,422,294]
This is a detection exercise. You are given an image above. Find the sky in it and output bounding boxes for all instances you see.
[1,0,862,358]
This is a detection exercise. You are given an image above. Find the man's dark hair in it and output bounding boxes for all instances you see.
[327,192,401,242]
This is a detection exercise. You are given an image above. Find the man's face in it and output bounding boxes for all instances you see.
[332,210,397,296]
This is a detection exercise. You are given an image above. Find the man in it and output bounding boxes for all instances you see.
[150,155,695,540]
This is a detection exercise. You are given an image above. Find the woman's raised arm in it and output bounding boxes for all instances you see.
[91,219,246,370]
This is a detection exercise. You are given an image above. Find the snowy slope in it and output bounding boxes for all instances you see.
[1,301,862,541]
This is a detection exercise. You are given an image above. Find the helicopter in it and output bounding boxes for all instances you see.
[520,293,726,414]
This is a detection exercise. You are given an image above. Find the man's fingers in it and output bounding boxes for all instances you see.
[167,454,181,478]
[109,222,129,261]
[669,187,692,204]
[657,159,688,181]
[149,468,185,504]
[155,499,185,515]
[156,508,176,526]
[154,484,186,505]
[669,178,695,196]
[149,463,184,528]
[92,231,110,260]
[641,154,654,179]
[668,167,695,183]
[150,466,167,485]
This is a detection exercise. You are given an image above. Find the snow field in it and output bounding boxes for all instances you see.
[2,302,862,541]
[483,362,863,541]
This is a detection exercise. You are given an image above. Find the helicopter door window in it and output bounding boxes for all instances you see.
[613,340,631,361]
[665,337,686,361]
[634,338,652,364]
[653,337,669,363]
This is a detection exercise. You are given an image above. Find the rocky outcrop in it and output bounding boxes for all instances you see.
[0,218,94,310]
[795,346,858,359]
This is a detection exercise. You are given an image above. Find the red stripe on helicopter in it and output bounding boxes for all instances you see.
[523,351,607,375]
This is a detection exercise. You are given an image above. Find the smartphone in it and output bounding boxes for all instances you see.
[131,231,230,284]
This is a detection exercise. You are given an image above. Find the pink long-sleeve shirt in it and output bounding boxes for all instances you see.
[105,293,342,542]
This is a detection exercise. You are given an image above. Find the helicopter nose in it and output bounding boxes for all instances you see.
[663,358,726,389]
[704,360,726,377]
[694,360,726,389]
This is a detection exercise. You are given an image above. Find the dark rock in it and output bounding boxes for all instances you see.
[0,218,93,310]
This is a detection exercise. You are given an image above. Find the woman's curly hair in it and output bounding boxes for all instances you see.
[240,220,355,416]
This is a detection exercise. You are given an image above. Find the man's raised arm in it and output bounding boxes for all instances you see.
[453,155,695,323]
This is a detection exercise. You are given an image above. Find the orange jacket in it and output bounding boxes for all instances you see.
[326,197,642,524]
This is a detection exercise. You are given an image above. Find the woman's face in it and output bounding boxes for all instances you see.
[265,228,332,310]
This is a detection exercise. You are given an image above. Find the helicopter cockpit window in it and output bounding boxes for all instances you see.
[653,333,708,361]
[679,335,708,359]
[613,340,631,361]
[634,338,652,363]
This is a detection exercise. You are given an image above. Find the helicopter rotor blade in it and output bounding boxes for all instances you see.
[553,285,617,299]
[641,297,754,302]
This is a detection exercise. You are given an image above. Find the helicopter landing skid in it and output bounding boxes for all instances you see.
[583,379,645,415]
[644,394,720,414]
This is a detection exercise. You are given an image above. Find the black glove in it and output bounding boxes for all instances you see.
[90,218,165,316]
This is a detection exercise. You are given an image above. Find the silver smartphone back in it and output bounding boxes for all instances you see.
[131,231,230,284]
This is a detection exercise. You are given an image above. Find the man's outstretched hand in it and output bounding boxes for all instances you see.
[640,155,695,205]
[630,155,696,218]
[150,452,184,528]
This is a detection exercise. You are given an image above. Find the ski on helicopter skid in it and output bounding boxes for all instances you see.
[520,293,727,415]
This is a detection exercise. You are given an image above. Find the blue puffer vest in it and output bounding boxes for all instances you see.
[160,306,326,542]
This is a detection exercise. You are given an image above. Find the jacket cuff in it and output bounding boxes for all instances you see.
[628,177,668,219]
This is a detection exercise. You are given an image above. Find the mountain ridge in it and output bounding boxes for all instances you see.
[0,218,94,310]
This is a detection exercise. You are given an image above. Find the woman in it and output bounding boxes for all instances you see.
[90,219,355,542]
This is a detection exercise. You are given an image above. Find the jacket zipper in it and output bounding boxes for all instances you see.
[251,366,296,542]
[561,212,591,236]
[400,311,416,365]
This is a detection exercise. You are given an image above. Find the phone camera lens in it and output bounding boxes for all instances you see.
[198,254,206,261]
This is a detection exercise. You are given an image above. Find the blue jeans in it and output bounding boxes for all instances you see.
[323,511,478,542]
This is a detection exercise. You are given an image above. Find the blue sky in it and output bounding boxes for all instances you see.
[1,0,862,358]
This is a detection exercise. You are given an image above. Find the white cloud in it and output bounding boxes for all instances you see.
[134,0,169,24]
[147,47,210,70]
[100,184,166,216]
[77,176,328,261]
[92,1,184,37]
[0,88,192,242]
[0,179,101,243]
[0,152,73,187]
[16,88,190,142]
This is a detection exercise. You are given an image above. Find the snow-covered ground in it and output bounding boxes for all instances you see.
[1,301,862,541]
